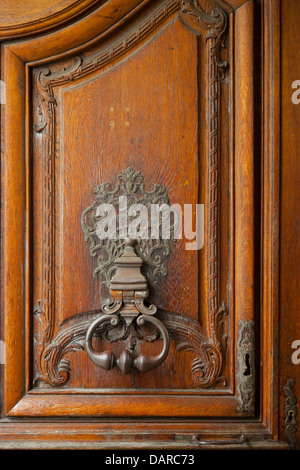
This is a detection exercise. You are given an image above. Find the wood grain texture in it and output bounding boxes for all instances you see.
[0,0,139,39]
[234,0,256,415]
[0,0,289,450]
[279,0,300,449]
[0,419,285,449]
[7,393,245,417]
[262,0,280,437]
[6,0,151,62]
[234,0,254,325]
[1,48,26,414]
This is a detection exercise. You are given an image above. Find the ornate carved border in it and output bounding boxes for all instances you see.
[33,0,229,388]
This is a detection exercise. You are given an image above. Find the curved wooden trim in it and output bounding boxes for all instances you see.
[0,0,251,42]
[5,0,152,63]
[0,0,135,40]
[262,0,281,436]
[5,1,249,65]
[234,0,256,412]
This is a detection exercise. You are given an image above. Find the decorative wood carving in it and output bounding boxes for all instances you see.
[33,0,229,388]
[284,378,298,450]
[237,320,255,416]
[158,306,227,388]
[1,0,291,449]
[180,0,228,70]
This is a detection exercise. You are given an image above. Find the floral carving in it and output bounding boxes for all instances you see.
[160,306,227,388]
[180,0,228,70]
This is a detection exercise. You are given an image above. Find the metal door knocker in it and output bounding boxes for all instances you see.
[85,237,170,374]
[82,168,175,375]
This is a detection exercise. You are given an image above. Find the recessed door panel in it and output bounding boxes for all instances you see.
[2,0,257,421]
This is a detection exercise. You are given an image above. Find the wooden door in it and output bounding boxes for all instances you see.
[0,0,296,449]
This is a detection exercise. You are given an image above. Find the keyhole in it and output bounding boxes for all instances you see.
[243,353,251,376]
[288,410,294,421]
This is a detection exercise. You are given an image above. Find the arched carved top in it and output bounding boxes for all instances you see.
[34,0,229,133]
[1,0,248,60]
[180,0,228,69]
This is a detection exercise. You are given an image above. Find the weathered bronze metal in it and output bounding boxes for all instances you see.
[284,378,298,449]
[237,320,255,416]
[81,167,175,288]
[85,238,170,374]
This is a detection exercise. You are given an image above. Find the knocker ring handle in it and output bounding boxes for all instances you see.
[85,314,170,374]
[85,314,120,371]
[133,315,170,372]
[85,236,170,374]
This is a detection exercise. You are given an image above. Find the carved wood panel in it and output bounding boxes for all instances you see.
[1,0,265,427]
[1,0,293,450]
[31,0,231,394]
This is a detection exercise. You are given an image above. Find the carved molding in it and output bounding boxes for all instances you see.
[284,378,298,450]
[33,0,229,387]
[159,306,227,388]
[34,1,228,131]
[0,0,108,39]
[180,0,228,70]
[237,320,255,415]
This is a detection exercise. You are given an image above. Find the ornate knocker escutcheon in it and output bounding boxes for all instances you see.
[85,238,170,374]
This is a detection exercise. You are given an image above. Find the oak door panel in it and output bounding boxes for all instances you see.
[2,0,256,421]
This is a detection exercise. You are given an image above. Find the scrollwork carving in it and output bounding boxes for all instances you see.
[180,0,228,70]
[81,168,175,288]
[159,306,227,388]
[33,307,227,388]
[35,57,83,133]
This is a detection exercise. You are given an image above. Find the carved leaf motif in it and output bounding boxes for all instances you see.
[81,168,176,288]
[159,309,227,388]
[180,0,228,70]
